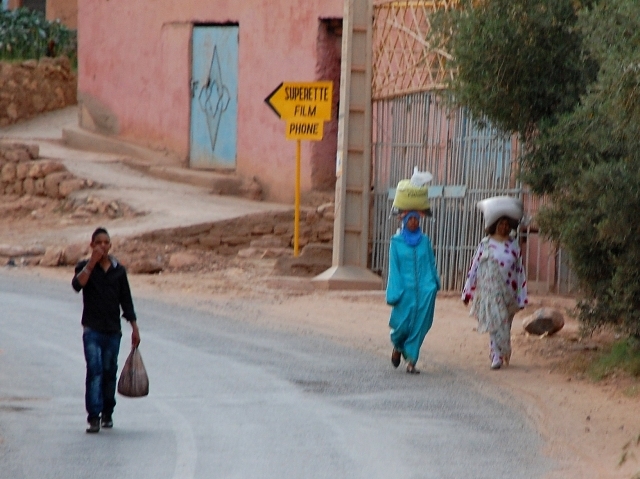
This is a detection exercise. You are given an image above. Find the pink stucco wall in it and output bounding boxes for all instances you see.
[77,0,343,202]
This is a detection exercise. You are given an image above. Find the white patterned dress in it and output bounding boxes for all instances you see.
[462,236,528,365]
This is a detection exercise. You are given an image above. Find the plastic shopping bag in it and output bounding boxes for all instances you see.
[392,179,430,211]
[117,346,149,397]
[391,167,433,212]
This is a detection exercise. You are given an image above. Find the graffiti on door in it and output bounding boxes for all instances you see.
[195,46,230,152]
[190,25,238,169]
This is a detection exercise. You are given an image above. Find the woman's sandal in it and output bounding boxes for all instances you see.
[391,349,401,368]
[406,363,420,374]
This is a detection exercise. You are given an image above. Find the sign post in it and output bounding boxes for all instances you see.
[265,81,333,256]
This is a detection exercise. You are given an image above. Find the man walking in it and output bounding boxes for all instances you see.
[72,227,141,433]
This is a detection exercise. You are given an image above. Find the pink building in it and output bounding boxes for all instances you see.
[77,0,343,202]
[46,0,76,29]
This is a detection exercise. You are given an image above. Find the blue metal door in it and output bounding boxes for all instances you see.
[190,25,238,169]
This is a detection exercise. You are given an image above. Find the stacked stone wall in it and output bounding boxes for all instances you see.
[0,56,77,127]
[0,142,88,198]
[136,206,335,257]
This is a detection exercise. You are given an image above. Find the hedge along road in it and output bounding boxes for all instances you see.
[0,269,550,479]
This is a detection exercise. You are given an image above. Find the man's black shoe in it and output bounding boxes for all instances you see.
[101,415,113,428]
[86,417,100,433]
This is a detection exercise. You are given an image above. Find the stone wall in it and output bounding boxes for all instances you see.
[12,205,335,273]
[135,205,335,256]
[0,142,88,197]
[0,56,77,127]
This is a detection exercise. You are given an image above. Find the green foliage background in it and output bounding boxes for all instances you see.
[531,0,640,336]
[0,8,76,64]
[431,0,597,140]
[432,0,640,336]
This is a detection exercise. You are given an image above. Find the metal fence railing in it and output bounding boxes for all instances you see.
[371,92,578,295]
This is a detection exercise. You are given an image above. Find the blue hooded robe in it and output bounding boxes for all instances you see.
[386,225,440,364]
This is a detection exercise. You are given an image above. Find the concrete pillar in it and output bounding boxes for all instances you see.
[312,0,382,291]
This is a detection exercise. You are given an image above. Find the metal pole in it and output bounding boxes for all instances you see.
[294,139,301,257]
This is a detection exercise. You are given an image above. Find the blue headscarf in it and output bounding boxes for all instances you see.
[401,211,423,247]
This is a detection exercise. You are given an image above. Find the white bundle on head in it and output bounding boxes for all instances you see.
[477,195,523,230]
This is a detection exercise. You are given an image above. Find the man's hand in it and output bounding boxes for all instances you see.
[131,321,141,348]
[75,245,104,287]
[88,245,104,267]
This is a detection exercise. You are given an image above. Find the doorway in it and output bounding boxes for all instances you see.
[190,24,239,170]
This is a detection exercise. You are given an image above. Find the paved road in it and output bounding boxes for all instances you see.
[0,269,550,479]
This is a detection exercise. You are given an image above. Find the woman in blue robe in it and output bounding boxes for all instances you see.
[387,211,440,374]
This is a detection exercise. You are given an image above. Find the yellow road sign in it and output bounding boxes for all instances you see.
[264,82,334,256]
[286,119,324,141]
[265,81,333,121]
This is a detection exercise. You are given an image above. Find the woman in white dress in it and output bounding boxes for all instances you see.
[462,216,528,369]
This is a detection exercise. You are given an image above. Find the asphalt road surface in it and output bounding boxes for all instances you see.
[0,269,551,479]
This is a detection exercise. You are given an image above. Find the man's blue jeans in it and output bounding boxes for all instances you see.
[82,328,121,421]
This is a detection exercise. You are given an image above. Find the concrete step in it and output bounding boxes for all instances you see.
[62,126,260,199]
[135,164,243,196]
[62,126,181,167]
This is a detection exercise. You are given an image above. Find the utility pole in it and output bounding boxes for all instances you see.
[312,0,382,290]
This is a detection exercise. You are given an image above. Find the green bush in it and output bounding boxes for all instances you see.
[588,338,640,381]
[524,0,640,336]
[535,161,640,336]
[0,8,76,64]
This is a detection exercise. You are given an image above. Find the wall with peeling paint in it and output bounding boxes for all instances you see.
[77,0,343,202]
